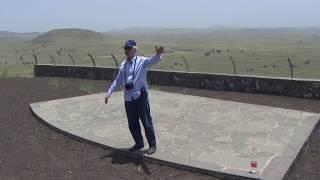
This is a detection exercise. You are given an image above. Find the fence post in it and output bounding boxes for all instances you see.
[181,56,190,72]
[229,56,237,75]
[32,54,38,64]
[287,58,294,79]
[49,54,56,66]
[67,54,76,65]
[110,53,119,68]
[88,53,96,67]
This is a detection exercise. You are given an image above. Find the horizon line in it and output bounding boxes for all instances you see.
[2,25,320,34]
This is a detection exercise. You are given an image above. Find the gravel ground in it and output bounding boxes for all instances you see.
[0,77,319,180]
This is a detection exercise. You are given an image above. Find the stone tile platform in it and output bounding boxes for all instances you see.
[30,90,319,180]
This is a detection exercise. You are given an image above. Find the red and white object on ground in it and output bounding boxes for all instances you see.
[249,160,257,174]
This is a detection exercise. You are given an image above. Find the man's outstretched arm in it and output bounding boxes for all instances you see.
[105,64,124,104]
[144,46,165,66]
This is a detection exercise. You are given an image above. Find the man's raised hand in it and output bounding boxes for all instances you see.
[155,46,164,55]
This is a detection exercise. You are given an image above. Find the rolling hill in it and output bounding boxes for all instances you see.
[32,28,104,44]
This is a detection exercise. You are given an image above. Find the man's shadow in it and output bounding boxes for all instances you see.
[100,148,152,175]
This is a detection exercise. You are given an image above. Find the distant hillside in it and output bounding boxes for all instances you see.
[0,31,40,40]
[108,27,223,34]
[240,27,320,33]
[109,26,320,35]
[32,28,104,43]
[0,31,18,38]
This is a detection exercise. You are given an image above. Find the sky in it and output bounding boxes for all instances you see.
[0,0,319,32]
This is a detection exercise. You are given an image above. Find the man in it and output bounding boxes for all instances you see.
[105,40,164,155]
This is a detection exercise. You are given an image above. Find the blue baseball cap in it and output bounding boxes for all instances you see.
[123,40,137,48]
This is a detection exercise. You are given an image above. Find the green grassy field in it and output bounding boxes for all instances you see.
[1,28,320,79]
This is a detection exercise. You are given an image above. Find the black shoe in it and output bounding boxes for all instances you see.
[147,145,157,155]
[129,144,144,152]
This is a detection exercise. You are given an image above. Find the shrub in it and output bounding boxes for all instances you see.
[79,83,96,94]
[204,52,210,56]
[1,67,8,78]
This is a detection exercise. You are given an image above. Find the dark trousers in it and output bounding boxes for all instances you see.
[124,89,156,147]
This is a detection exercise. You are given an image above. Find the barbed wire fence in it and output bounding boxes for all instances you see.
[1,49,319,79]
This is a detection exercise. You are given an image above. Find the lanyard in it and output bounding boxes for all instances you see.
[124,56,137,84]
